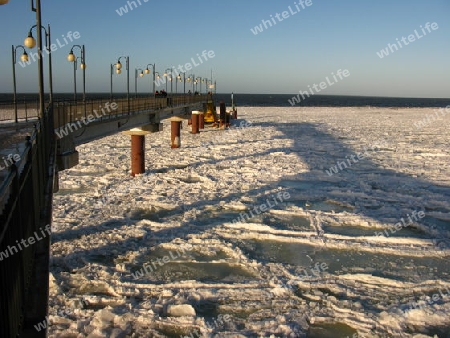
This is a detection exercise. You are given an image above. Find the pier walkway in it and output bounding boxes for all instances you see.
[0,93,209,337]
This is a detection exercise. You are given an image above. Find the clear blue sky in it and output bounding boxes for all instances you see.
[0,0,449,97]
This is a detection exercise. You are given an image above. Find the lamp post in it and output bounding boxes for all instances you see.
[196,77,203,94]
[115,56,130,113]
[67,44,86,103]
[154,72,161,93]
[145,63,155,96]
[197,77,202,94]
[205,79,214,94]
[187,74,195,93]
[110,63,114,101]
[169,69,173,95]
[176,74,182,94]
[164,68,172,94]
[135,68,144,98]
[24,22,53,105]
[26,0,44,121]
[12,45,29,123]
[181,73,186,95]
[201,78,205,94]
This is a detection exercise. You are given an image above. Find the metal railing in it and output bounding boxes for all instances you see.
[0,94,207,125]
[53,94,207,131]
[0,104,55,337]
[0,100,40,122]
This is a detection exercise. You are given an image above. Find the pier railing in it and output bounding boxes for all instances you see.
[0,102,55,337]
[53,94,207,129]
[0,100,40,122]
[0,94,207,125]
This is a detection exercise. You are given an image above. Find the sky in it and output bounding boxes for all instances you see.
[0,0,449,97]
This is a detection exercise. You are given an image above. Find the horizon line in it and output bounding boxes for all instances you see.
[1,92,450,100]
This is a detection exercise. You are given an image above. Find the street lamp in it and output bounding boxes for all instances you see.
[164,68,172,94]
[135,68,144,98]
[145,63,155,96]
[187,74,195,93]
[11,45,29,123]
[154,72,161,93]
[115,56,130,112]
[24,22,53,104]
[179,72,186,96]
[176,73,182,94]
[201,78,205,94]
[205,79,212,94]
[73,57,80,101]
[67,44,86,103]
[196,77,203,94]
[26,0,44,122]
[155,72,160,78]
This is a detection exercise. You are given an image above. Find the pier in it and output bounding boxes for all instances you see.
[0,89,217,336]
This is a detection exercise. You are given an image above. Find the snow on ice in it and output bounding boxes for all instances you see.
[49,106,450,337]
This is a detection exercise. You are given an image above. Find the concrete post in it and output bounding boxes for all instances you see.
[131,134,145,177]
[191,111,200,134]
[122,128,156,176]
[233,108,237,119]
[170,117,183,148]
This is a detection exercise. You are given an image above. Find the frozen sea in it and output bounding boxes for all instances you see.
[49,106,450,338]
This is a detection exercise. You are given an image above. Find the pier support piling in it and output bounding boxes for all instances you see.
[131,134,145,176]
[122,128,153,176]
[170,117,183,148]
[191,111,200,134]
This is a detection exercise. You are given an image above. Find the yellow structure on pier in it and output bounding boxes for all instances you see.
[203,93,217,123]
